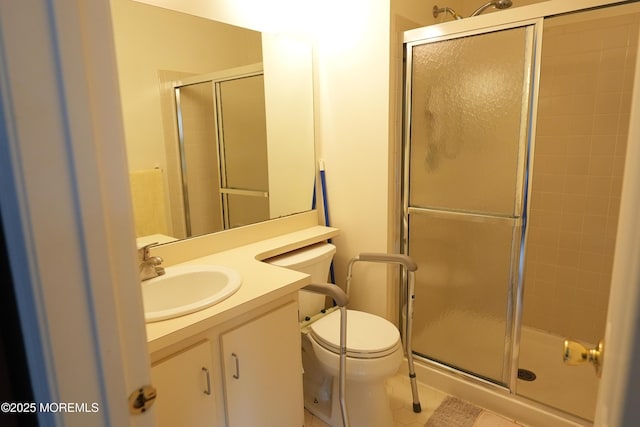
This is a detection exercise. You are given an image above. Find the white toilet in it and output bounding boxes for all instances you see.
[267,243,403,427]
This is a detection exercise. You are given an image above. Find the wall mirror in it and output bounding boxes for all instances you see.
[111,0,316,243]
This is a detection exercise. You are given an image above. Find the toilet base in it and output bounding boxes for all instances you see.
[300,310,402,426]
[305,376,394,427]
[301,333,334,422]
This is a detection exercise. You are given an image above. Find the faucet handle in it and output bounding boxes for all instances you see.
[138,242,165,281]
[138,242,160,261]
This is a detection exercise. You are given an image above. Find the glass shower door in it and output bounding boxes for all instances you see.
[175,81,224,237]
[405,25,535,384]
[174,71,270,235]
[216,74,270,229]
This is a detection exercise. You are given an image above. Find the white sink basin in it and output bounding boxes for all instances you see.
[142,264,242,322]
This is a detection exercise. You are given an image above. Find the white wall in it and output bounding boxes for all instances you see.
[312,1,391,317]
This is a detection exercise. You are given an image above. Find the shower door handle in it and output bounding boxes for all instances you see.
[562,339,604,377]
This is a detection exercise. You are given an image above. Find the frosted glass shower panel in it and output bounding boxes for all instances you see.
[409,27,533,216]
[178,81,223,236]
[409,211,519,384]
[225,193,269,229]
[218,75,269,191]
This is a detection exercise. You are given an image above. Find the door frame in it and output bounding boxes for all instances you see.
[596,2,640,422]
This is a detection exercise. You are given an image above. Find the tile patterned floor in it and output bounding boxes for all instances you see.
[304,372,523,427]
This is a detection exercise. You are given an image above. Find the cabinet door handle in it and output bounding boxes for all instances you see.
[231,353,240,379]
[202,367,211,395]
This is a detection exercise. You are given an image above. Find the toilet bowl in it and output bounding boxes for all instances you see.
[308,309,403,427]
[267,243,403,427]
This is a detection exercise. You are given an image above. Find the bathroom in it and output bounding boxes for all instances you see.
[0,0,640,427]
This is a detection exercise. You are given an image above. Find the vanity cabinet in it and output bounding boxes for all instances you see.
[220,301,303,427]
[151,340,217,427]
[150,298,304,427]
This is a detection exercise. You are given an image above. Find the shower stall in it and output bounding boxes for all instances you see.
[401,1,639,424]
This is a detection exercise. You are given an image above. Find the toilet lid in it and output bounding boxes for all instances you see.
[309,310,401,358]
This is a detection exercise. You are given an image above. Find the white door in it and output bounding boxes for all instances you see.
[0,2,154,426]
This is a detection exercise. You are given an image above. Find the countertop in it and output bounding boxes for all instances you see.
[145,225,338,354]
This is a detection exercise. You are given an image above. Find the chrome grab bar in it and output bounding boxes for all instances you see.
[301,283,350,427]
[356,253,417,271]
[345,253,422,413]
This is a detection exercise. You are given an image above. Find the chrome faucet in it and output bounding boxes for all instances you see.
[138,242,165,281]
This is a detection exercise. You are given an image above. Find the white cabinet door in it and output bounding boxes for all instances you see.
[152,340,217,427]
[221,302,303,427]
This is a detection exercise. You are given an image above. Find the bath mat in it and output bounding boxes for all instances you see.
[424,396,482,427]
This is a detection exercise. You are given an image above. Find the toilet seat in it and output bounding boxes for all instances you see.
[309,310,401,359]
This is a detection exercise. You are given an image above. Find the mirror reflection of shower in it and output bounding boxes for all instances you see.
[173,65,270,237]
[433,0,513,20]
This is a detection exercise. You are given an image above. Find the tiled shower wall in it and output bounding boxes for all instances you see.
[522,11,639,344]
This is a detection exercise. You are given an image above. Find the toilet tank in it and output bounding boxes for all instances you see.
[266,242,336,321]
